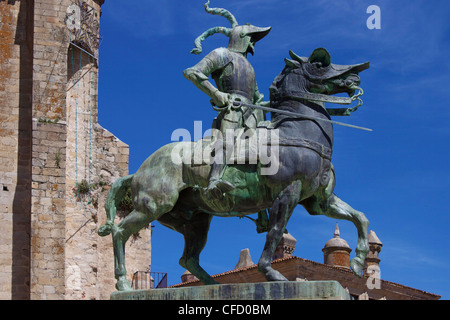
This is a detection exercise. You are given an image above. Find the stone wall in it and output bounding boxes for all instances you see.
[0,0,34,300]
[93,125,151,300]
[31,120,67,299]
[28,0,68,300]
[0,0,151,300]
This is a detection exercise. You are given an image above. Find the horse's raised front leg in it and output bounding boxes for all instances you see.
[112,209,153,291]
[302,193,369,278]
[258,181,301,281]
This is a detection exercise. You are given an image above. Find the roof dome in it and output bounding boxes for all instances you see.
[323,224,351,252]
[368,230,382,246]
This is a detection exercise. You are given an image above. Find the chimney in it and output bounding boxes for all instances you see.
[364,230,383,278]
[181,270,198,283]
[234,248,255,269]
[273,232,297,260]
[322,224,352,268]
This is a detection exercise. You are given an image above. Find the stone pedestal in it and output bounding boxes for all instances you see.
[110,281,350,300]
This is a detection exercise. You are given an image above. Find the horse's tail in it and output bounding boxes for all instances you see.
[98,174,134,237]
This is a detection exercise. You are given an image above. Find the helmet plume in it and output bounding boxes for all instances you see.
[189,1,238,55]
[204,0,238,28]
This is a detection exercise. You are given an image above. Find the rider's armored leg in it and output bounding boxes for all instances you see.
[207,134,235,199]
[206,115,237,198]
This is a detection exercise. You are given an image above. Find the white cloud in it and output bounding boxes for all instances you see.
[381,238,446,270]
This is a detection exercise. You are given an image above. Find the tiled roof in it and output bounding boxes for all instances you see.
[170,255,441,299]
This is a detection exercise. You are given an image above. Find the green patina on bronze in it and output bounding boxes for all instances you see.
[110,281,350,300]
[98,1,371,292]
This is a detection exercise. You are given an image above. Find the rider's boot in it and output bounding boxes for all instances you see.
[206,161,235,199]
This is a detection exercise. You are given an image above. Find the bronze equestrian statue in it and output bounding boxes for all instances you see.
[98,1,371,292]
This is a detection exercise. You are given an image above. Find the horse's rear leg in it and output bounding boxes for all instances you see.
[258,181,302,281]
[302,193,369,278]
[158,210,217,285]
[112,209,153,291]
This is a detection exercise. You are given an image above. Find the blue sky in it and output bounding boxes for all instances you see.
[96,0,450,299]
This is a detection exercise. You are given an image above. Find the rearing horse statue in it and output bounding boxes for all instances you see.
[98,48,370,291]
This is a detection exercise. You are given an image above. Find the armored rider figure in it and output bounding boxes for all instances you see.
[184,1,271,199]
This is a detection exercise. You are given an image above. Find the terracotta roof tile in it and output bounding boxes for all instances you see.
[170,255,441,299]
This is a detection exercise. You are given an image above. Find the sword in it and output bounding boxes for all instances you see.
[232,101,373,132]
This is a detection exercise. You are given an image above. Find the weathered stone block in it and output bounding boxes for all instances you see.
[110,281,351,300]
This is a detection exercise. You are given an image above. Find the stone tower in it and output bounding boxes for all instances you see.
[322,224,352,269]
[0,0,150,299]
[364,230,382,278]
[273,233,297,260]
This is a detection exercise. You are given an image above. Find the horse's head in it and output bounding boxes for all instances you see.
[270,48,369,107]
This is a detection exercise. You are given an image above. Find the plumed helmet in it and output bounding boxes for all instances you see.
[190,1,271,55]
[227,24,271,55]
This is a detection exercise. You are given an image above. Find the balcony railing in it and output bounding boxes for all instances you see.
[131,271,167,290]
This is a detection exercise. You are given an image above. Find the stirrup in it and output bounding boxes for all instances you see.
[206,179,235,199]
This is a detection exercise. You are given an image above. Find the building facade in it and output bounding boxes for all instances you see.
[0,0,150,300]
[174,227,440,300]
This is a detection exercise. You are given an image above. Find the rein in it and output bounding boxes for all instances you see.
[273,85,364,114]
[230,101,373,132]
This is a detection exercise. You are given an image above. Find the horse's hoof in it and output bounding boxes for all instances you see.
[116,278,133,291]
[350,258,364,278]
[98,224,112,236]
[265,269,288,282]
